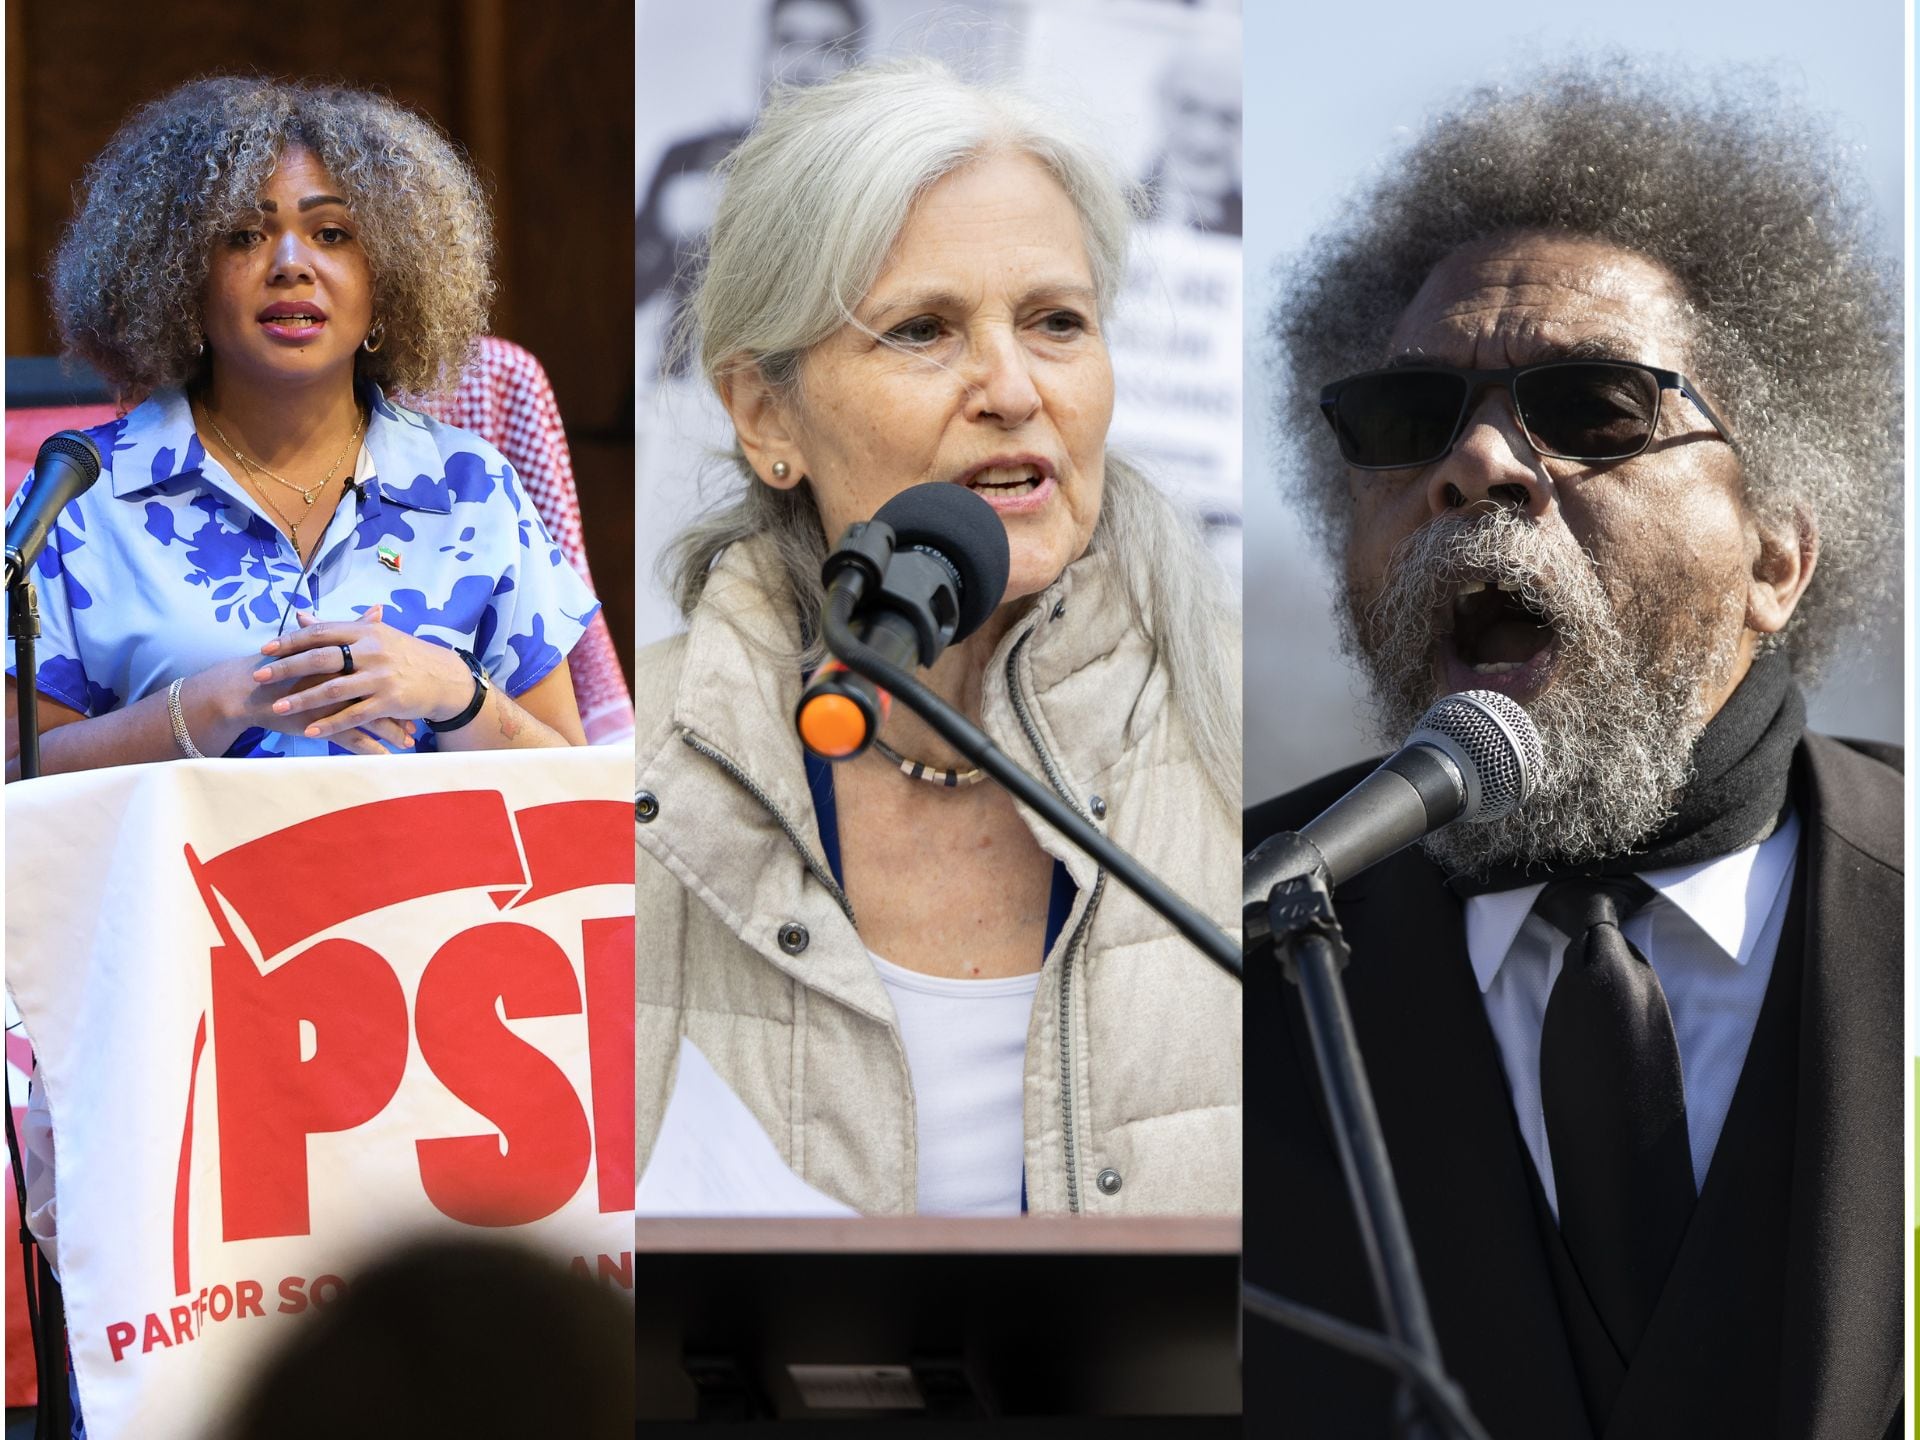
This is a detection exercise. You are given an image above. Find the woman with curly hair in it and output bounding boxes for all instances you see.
[4,76,595,774]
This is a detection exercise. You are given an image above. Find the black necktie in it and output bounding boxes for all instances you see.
[1536,876,1695,1361]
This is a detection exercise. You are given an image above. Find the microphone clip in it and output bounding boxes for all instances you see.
[819,518,895,612]
[1260,869,1350,985]
[6,558,41,641]
[798,520,966,762]
[821,519,966,667]
[1242,831,1350,980]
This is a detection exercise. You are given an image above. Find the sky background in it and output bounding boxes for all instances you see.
[1242,0,1907,803]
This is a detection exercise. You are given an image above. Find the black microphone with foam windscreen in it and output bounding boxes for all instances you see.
[795,480,1240,977]
[6,431,103,589]
[796,482,1010,761]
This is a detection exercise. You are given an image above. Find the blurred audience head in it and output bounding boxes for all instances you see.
[215,1238,629,1440]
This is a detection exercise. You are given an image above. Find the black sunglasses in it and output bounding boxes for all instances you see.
[1318,360,1737,471]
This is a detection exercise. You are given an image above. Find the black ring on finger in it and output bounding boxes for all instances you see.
[340,644,355,676]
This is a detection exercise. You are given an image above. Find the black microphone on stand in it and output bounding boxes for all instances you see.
[4,429,102,1440]
[1240,689,1541,1440]
[795,483,1009,761]
[796,481,1239,977]
[6,432,103,588]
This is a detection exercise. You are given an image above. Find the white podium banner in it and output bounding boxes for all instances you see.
[5,748,634,1439]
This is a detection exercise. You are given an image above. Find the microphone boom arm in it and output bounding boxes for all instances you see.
[822,586,1242,981]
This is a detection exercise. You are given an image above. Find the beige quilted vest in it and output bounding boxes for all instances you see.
[636,537,1241,1214]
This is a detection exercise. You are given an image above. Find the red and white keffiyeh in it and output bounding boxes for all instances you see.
[419,336,633,743]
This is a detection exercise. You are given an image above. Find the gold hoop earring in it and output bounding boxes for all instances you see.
[771,460,790,481]
[361,322,385,354]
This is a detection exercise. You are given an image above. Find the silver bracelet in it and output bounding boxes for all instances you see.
[168,677,206,759]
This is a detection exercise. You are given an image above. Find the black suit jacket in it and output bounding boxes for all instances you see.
[1244,734,1903,1439]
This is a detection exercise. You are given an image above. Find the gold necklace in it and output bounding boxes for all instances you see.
[199,405,365,510]
[195,403,366,555]
[243,472,315,554]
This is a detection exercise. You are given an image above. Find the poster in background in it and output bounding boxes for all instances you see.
[635,0,1245,648]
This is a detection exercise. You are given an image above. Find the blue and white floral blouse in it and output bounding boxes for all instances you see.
[4,385,600,756]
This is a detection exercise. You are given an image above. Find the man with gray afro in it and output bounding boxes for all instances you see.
[1245,60,1900,1438]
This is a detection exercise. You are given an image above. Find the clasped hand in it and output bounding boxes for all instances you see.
[245,606,474,754]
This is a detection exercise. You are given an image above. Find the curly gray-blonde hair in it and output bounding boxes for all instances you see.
[52,75,494,399]
[665,58,1240,807]
[1271,59,1902,679]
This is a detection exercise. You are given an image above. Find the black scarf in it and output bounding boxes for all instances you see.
[1450,650,1805,897]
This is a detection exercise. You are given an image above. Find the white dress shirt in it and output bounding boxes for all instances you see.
[870,953,1040,1215]
[1464,811,1800,1219]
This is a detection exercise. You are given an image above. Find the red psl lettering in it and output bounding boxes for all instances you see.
[414,923,592,1224]
[582,916,636,1212]
[212,937,408,1241]
[176,793,632,1266]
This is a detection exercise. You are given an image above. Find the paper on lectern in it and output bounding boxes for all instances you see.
[635,1037,858,1217]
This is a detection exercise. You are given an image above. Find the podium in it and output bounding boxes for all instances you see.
[636,1216,1239,1431]
[6,749,633,1440]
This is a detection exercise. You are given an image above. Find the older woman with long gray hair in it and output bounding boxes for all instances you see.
[636,59,1241,1216]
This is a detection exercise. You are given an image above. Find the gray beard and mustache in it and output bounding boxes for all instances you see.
[1341,510,1745,876]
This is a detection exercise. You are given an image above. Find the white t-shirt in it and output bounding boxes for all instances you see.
[870,953,1040,1215]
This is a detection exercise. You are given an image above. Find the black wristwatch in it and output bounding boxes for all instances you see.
[426,647,494,733]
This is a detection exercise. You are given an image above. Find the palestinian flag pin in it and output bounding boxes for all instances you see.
[377,546,402,573]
